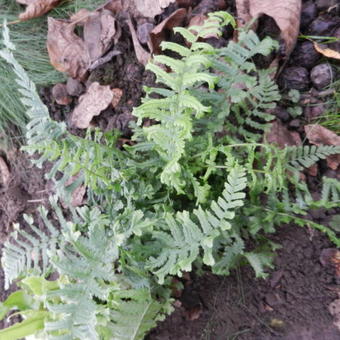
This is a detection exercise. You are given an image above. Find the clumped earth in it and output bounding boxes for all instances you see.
[0,0,339,338]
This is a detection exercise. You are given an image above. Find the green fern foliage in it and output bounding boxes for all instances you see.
[287,145,340,171]
[110,288,170,340]
[147,167,247,283]
[133,12,235,191]
[1,202,60,290]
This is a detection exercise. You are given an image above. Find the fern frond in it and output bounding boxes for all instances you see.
[147,167,247,283]
[133,15,230,191]
[1,201,61,290]
[110,288,171,340]
[287,145,340,170]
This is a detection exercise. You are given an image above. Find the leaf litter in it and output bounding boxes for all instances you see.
[16,0,61,21]
[70,82,113,129]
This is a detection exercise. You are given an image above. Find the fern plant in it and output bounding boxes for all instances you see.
[1,11,340,340]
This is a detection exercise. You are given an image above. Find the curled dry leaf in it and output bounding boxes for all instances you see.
[17,0,61,21]
[106,0,176,18]
[305,124,340,170]
[70,82,113,129]
[111,88,123,108]
[235,0,301,57]
[135,0,177,18]
[47,18,90,80]
[0,156,10,187]
[313,42,340,60]
[265,120,301,148]
[83,9,117,63]
[127,15,151,65]
[150,8,187,54]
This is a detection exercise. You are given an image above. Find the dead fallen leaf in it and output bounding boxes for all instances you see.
[106,0,176,18]
[70,8,93,25]
[83,10,117,63]
[313,42,340,60]
[149,8,187,54]
[0,156,10,187]
[17,0,61,21]
[305,124,340,170]
[111,88,123,108]
[265,120,302,148]
[135,0,177,18]
[47,18,90,80]
[70,82,113,129]
[235,0,301,57]
[127,15,151,65]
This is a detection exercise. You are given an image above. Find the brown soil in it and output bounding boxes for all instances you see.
[148,226,340,340]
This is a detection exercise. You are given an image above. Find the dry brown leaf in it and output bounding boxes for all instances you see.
[150,8,187,54]
[127,15,151,65]
[83,10,117,63]
[0,156,10,187]
[265,120,302,148]
[17,0,61,21]
[313,42,340,60]
[70,8,92,25]
[70,82,113,129]
[135,0,176,18]
[47,18,90,80]
[106,0,176,18]
[305,124,340,170]
[235,0,301,57]
[111,88,123,108]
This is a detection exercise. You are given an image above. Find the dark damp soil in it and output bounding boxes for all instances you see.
[0,0,339,338]
[148,226,340,340]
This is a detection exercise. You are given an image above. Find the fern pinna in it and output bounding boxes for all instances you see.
[133,12,235,191]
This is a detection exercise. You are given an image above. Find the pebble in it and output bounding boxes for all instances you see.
[52,83,72,106]
[289,119,301,129]
[310,63,334,90]
[308,15,340,35]
[137,22,154,45]
[274,106,290,122]
[301,1,317,30]
[290,42,320,69]
[66,78,85,97]
[279,66,310,91]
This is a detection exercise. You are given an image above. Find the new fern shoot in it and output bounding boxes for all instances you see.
[0,11,340,340]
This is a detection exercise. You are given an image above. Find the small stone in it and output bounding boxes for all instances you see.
[301,1,317,30]
[316,0,338,11]
[279,66,310,91]
[310,63,334,90]
[290,42,321,69]
[309,15,340,35]
[274,107,290,122]
[66,77,85,97]
[304,102,325,122]
[52,83,72,105]
[137,22,154,45]
[289,119,301,129]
